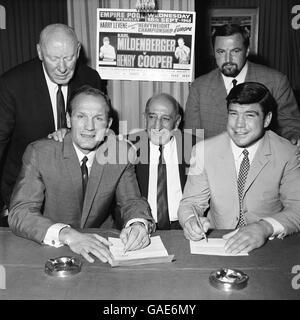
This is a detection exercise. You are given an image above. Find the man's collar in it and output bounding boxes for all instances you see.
[221,62,248,90]
[230,134,262,159]
[42,63,67,90]
[72,142,96,163]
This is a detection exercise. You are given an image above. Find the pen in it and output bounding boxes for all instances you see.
[192,204,208,242]
[123,226,132,254]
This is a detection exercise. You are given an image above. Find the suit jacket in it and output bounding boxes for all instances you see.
[178,131,300,235]
[132,130,197,227]
[184,61,300,140]
[0,57,105,205]
[8,133,153,244]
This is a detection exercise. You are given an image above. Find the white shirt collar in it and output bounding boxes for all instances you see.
[230,135,262,164]
[42,63,68,93]
[72,143,96,168]
[222,62,248,94]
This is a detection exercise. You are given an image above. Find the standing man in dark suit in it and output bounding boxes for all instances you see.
[0,23,104,225]
[184,24,300,142]
[132,93,196,230]
[9,86,154,264]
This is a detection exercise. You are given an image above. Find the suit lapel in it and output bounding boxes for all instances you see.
[34,59,56,131]
[80,149,105,228]
[212,72,227,108]
[243,133,271,195]
[63,134,83,216]
[217,134,239,211]
[135,140,150,197]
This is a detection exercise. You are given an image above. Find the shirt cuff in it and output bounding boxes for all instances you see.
[261,218,285,239]
[43,223,70,247]
[126,218,149,232]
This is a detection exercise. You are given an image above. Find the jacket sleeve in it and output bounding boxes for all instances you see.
[184,81,202,131]
[178,142,210,226]
[269,148,300,235]
[8,144,54,243]
[0,76,15,162]
[271,73,300,141]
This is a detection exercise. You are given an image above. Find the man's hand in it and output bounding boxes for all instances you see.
[59,227,113,264]
[120,222,150,252]
[290,138,300,160]
[183,216,210,241]
[47,128,69,142]
[223,220,273,254]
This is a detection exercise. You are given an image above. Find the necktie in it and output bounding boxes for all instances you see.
[237,149,250,228]
[81,156,89,199]
[56,85,66,129]
[157,145,170,229]
[232,79,237,87]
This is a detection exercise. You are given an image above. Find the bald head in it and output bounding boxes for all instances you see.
[39,24,79,48]
[37,24,81,85]
[145,93,180,116]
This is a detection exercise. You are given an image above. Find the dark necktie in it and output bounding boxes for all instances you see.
[232,79,237,87]
[157,145,170,229]
[81,156,89,199]
[237,149,250,228]
[56,85,66,129]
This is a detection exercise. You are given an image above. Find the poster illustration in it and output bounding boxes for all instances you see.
[96,9,196,82]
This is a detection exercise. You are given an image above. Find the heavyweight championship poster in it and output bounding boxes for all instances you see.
[96,9,195,82]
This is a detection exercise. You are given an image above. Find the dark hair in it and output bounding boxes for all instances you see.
[145,93,180,115]
[226,82,277,116]
[212,24,250,48]
[67,85,112,119]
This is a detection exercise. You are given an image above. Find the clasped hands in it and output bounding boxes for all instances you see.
[183,216,272,254]
[59,222,150,264]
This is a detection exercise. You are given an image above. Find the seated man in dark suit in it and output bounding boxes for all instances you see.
[131,93,196,230]
[48,93,197,230]
[9,86,154,264]
[179,82,300,254]
[0,23,105,226]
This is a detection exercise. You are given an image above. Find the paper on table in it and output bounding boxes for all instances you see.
[109,235,169,261]
[190,238,248,256]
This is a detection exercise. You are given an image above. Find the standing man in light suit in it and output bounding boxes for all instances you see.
[0,23,105,226]
[179,82,300,254]
[184,24,300,143]
[9,86,154,264]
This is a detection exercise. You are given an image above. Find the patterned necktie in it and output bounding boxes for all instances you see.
[81,156,89,199]
[232,79,237,87]
[156,145,170,229]
[56,85,66,129]
[237,149,250,228]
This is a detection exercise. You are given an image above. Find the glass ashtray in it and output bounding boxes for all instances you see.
[45,256,82,277]
[209,268,249,291]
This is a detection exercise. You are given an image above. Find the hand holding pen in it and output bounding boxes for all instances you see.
[191,204,208,242]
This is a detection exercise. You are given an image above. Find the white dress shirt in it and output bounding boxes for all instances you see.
[222,62,248,94]
[147,138,182,223]
[42,64,68,130]
[230,138,285,237]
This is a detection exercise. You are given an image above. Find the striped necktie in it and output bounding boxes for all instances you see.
[156,145,170,229]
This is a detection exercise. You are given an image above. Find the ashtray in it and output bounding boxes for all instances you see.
[45,256,82,277]
[209,268,249,291]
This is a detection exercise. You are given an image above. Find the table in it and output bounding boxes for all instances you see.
[0,227,300,300]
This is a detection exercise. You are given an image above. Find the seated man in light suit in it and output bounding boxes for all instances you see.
[130,93,196,230]
[8,86,154,264]
[179,82,300,254]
